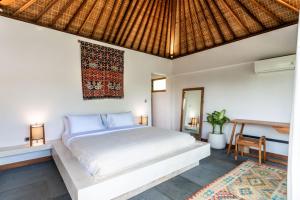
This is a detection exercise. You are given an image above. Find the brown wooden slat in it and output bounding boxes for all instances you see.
[159,0,170,57]
[275,0,299,12]
[51,0,75,27]
[184,0,196,52]
[144,0,162,52]
[193,0,214,47]
[152,0,167,54]
[120,0,147,46]
[75,0,98,34]
[232,0,265,29]
[62,0,85,30]
[138,0,159,51]
[14,0,37,16]
[114,0,139,44]
[249,0,283,24]
[180,0,187,54]
[217,0,250,35]
[170,0,177,57]
[202,0,229,42]
[35,0,58,22]
[101,0,123,41]
[127,0,152,49]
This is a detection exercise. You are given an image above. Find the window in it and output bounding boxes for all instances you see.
[152,78,167,92]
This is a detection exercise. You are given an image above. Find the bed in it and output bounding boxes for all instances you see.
[53,113,210,200]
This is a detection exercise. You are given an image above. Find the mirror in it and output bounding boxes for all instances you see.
[180,88,204,140]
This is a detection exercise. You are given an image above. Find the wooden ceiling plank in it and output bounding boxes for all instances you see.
[99,0,117,40]
[35,0,58,22]
[158,0,169,56]
[130,0,154,49]
[275,0,299,13]
[170,0,177,57]
[194,0,214,46]
[233,0,265,29]
[14,0,37,16]
[91,0,109,37]
[137,0,159,51]
[188,0,205,49]
[121,0,149,46]
[218,0,250,34]
[148,0,163,53]
[108,0,130,42]
[113,0,138,44]
[144,0,162,52]
[203,0,228,41]
[249,0,283,24]
[76,0,98,34]
[180,0,187,54]
[160,0,171,57]
[51,0,75,27]
[153,0,167,54]
[63,0,86,31]
[185,0,197,51]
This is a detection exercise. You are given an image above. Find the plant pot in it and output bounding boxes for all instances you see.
[208,132,226,149]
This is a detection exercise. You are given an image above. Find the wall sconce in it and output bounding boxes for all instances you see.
[30,124,45,147]
[139,115,148,126]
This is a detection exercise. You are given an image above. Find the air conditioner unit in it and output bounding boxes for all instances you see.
[254,55,296,73]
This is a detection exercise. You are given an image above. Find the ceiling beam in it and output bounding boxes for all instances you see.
[249,0,283,25]
[35,0,57,22]
[275,0,299,13]
[121,0,148,46]
[91,0,109,38]
[170,0,177,57]
[188,0,205,49]
[51,0,75,27]
[98,0,117,40]
[218,0,250,34]
[129,0,154,49]
[102,0,123,41]
[153,0,167,54]
[233,0,265,29]
[63,0,85,31]
[144,0,161,52]
[184,0,197,52]
[113,0,138,44]
[179,0,187,54]
[194,0,214,46]
[203,0,228,41]
[76,0,99,34]
[137,0,159,51]
[159,0,171,56]
[14,0,37,16]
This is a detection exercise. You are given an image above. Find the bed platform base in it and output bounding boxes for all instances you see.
[52,141,210,200]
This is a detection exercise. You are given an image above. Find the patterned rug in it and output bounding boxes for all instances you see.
[187,160,287,200]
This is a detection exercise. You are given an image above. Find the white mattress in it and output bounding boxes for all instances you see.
[63,126,196,178]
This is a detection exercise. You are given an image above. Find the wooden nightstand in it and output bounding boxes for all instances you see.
[0,140,59,171]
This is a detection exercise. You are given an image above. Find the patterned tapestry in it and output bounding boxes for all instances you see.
[80,41,124,99]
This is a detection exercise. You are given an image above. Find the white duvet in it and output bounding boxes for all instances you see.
[63,126,196,178]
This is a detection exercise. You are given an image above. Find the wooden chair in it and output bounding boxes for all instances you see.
[234,133,266,164]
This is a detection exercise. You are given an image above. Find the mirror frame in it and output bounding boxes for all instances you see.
[180,87,205,140]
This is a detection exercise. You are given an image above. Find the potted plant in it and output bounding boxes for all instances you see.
[207,109,230,149]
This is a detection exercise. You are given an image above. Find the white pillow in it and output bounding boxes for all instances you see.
[106,112,135,128]
[66,114,105,134]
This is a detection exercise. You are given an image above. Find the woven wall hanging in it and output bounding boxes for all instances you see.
[79,41,124,99]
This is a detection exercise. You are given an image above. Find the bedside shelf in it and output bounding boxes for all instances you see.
[0,140,59,158]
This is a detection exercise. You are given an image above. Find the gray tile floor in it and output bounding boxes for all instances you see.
[0,149,282,200]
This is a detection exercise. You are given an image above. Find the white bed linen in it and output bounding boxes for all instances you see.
[63,126,196,178]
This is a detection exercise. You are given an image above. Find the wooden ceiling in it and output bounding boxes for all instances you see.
[0,0,299,59]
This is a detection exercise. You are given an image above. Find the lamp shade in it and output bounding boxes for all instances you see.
[30,124,45,146]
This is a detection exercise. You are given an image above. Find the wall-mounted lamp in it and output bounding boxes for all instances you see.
[30,124,45,146]
[139,115,148,126]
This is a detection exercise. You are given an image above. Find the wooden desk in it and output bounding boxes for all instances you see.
[227,119,290,155]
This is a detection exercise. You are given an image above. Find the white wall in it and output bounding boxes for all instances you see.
[170,25,297,156]
[0,17,172,147]
[171,63,294,155]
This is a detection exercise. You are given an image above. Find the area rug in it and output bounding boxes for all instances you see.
[187,160,287,200]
